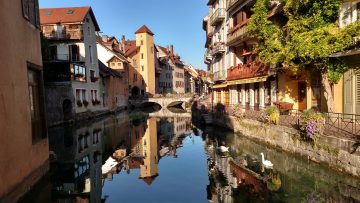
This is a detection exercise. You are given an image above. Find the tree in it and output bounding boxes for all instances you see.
[248,0,360,112]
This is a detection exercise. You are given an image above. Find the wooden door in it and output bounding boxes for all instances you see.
[298,82,307,111]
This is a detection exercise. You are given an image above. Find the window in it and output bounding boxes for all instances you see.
[87,26,90,36]
[82,89,86,101]
[22,0,40,28]
[134,73,138,81]
[67,9,74,14]
[90,70,95,78]
[141,40,144,45]
[141,65,144,71]
[151,46,154,53]
[89,45,93,64]
[73,64,86,81]
[28,64,46,143]
[118,63,121,67]
[91,90,98,101]
[111,62,115,66]
[76,89,81,101]
[141,53,144,59]
[133,59,137,67]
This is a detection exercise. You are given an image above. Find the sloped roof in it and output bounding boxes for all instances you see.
[40,6,100,31]
[99,60,122,78]
[124,40,140,57]
[141,175,158,186]
[97,36,129,63]
[135,25,154,36]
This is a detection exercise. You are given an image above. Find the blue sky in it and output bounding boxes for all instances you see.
[39,0,208,69]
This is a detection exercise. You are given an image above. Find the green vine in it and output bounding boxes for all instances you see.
[248,0,360,84]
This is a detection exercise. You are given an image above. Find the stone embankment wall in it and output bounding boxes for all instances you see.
[211,114,360,177]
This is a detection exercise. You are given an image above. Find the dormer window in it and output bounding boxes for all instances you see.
[45,11,52,16]
[66,9,74,14]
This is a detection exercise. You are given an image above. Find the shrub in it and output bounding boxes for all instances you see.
[259,106,279,125]
[300,109,325,141]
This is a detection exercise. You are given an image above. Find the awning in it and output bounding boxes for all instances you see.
[227,76,268,86]
[213,83,228,89]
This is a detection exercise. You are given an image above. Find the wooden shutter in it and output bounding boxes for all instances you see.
[355,71,360,115]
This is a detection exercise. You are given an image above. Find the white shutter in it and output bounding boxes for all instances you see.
[340,2,352,28]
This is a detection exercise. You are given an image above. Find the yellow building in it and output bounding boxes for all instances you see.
[123,25,156,97]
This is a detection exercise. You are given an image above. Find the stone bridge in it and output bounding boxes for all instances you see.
[149,108,191,118]
[129,96,193,109]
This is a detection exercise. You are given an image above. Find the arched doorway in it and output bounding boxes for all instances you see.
[131,86,140,97]
[62,99,72,121]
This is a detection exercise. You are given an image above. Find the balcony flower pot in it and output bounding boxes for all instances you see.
[95,100,101,105]
[77,100,83,107]
[91,77,99,82]
[92,99,97,105]
[75,73,84,78]
[83,100,89,107]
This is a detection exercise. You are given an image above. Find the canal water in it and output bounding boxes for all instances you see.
[19,111,360,203]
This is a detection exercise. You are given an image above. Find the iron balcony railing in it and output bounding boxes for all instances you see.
[227,23,249,45]
[210,8,226,26]
[226,0,244,10]
[211,42,226,55]
[204,49,213,64]
[49,54,85,62]
[43,30,83,40]
[213,70,226,81]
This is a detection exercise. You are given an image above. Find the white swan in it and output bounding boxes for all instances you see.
[260,152,273,168]
[217,146,229,153]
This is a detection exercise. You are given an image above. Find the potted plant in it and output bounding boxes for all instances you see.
[75,73,84,78]
[90,76,99,82]
[83,100,89,107]
[77,100,83,107]
[92,99,97,105]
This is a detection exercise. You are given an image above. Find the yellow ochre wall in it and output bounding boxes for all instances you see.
[136,32,156,95]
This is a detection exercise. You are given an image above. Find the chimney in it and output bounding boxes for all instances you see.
[121,35,126,52]
[102,35,109,42]
[170,45,174,55]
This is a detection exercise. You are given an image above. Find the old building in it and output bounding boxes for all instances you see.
[184,65,199,94]
[330,0,360,115]
[0,0,49,202]
[97,35,129,109]
[40,6,102,125]
[99,61,126,112]
[156,45,185,94]
[122,25,156,97]
[204,0,231,105]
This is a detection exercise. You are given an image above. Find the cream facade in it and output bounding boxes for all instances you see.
[40,7,102,115]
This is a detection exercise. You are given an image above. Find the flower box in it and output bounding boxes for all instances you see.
[83,100,89,107]
[77,100,83,107]
[90,77,99,82]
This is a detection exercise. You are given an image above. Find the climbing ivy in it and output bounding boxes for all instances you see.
[248,0,360,84]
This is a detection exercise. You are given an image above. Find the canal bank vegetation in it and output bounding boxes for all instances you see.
[248,0,360,112]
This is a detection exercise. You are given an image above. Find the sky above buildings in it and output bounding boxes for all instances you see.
[39,0,208,69]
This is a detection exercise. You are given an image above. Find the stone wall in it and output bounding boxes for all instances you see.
[213,115,360,177]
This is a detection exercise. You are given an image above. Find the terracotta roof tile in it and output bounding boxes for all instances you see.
[135,25,154,36]
[40,6,100,31]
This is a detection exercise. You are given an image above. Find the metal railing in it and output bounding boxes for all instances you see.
[227,23,249,45]
[43,30,83,40]
[210,8,226,26]
[226,0,245,10]
[213,70,226,81]
[50,54,85,62]
[212,42,226,55]
[211,104,360,138]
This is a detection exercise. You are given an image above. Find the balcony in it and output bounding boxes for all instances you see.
[211,42,226,56]
[204,49,213,64]
[210,8,226,26]
[226,0,245,11]
[214,70,227,81]
[42,25,83,40]
[49,54,85,62]
[227,61,269,81]
[227,22,249,46]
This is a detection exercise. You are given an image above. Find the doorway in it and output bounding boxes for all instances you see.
[298,82,307,111]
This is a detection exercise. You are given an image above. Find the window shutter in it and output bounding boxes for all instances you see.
[356,72,360,104]
[22,0,29,20]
